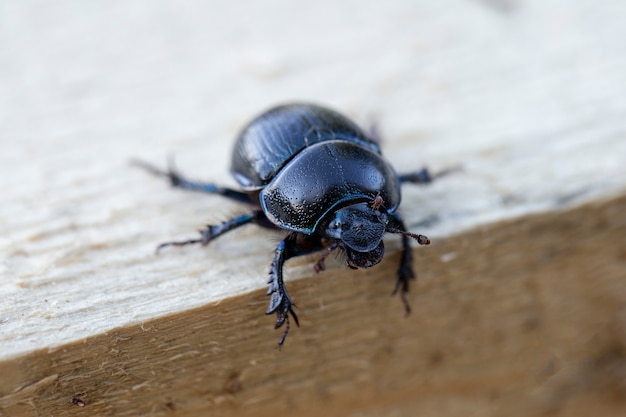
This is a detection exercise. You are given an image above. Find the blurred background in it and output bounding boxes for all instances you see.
[3,0,625,213]
[1,0,625,415]
[3,0,625,235]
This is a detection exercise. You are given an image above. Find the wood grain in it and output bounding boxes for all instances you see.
[2,195,625,416]
[2,1,626,416]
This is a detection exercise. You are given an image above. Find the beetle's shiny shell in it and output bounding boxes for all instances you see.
[230,103,381,190]
[229,103,401,233]
[260,140,400,233]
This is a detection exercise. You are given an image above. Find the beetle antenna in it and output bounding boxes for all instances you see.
[387,228,430,245]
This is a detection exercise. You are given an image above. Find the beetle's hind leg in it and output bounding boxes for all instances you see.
[131,158,253,204]
[155,210,266,253]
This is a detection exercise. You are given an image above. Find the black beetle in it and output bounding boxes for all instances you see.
[134,103,440,347]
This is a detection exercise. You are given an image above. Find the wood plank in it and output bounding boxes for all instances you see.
[2,0,626,415]
[1,196,625,416]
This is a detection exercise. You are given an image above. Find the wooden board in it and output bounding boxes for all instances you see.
[1,0,626,416]
[1,196,625,416]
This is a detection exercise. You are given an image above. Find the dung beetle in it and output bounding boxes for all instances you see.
[134,103,441,347]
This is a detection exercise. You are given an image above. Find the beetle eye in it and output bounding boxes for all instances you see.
[326,219,342,238]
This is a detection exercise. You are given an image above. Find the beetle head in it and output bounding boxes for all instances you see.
[325,202,388,268]
[344,240,385,269]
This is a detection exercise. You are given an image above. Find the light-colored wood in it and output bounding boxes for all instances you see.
[2,0,626,415]
[1,196,625,416]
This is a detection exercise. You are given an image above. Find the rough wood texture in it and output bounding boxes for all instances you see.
[1,195,625,416]
[2,0,626,416]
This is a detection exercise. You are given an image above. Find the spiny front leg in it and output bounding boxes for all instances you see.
[394,232,415,315]
[265,234,300,348]
[387,213,430,315]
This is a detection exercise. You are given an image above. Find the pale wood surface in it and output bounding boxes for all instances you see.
[1,0,626,415]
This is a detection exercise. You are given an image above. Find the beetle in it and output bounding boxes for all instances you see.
[134,103,441,347]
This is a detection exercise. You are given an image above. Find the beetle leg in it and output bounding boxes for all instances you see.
[314,241,339,273]
[155,210,266,253]
[266,234,301,348]
[398,168,432,184]
[131,158,253,204]
[387,213,417,315]
[398,166,460,184]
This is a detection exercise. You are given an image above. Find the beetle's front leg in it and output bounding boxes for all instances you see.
[265,233,301,348]
[388,214,418,315]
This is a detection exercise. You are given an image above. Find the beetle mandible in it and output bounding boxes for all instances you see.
[135,103,440,347]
